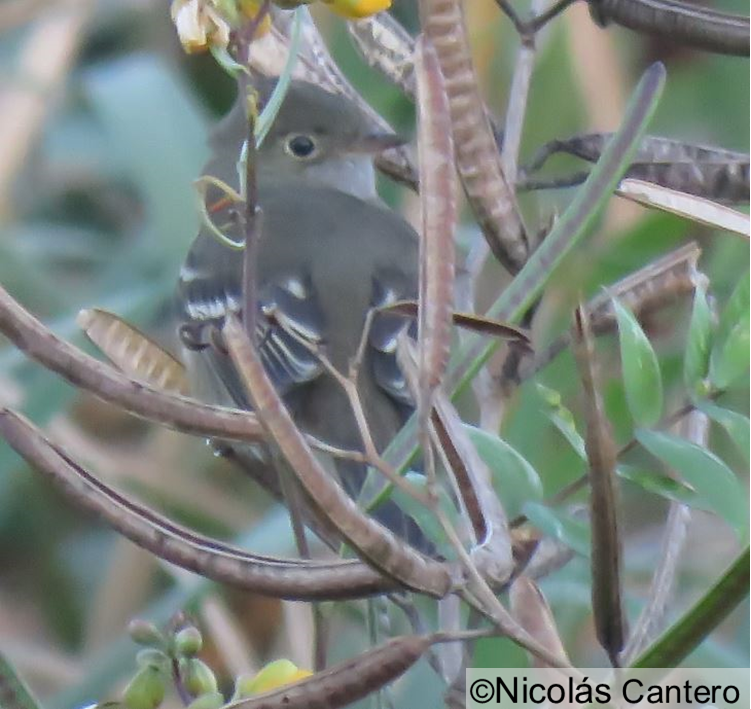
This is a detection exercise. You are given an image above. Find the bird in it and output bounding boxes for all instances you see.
[175,79,429,551]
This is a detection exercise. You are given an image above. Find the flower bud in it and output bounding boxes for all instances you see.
[174,627,203,657]
[128,620,164,648]
[184,659,219,697]
[123,667,165,709]
[136,649,169,671]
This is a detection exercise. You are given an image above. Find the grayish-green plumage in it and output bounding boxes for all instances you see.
[177,80,427,549]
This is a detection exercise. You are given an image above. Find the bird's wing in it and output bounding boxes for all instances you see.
[368,271,415,407]
[177,246,325,408]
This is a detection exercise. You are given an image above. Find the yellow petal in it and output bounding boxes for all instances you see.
[237,660,313,696]
[325,0,391,19]
[239,0,272,35]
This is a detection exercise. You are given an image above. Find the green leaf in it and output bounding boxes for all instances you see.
[464,425,543,518]
[698,402,750,465]
[636,429,748,539]
[522,502,591,557]
[535,383,587,461]
[383,63,665,479]
[613,298,663,427]
[710,318,750,389]
[683,284,714,396]
[617,464,706,509]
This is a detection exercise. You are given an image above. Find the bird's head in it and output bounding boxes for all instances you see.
[254,80,405,200]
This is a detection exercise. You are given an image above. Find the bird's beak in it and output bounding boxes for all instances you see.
[348,132,407,155]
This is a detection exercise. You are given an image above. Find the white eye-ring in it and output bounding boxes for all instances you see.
[285,134,318,160]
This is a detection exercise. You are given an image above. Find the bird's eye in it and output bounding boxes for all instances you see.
[285,134,318,160]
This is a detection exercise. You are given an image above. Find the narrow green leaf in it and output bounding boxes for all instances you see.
[0,652,42,709]
[636,429,748,539]
[535,383,587,460]
[617,464,706,509]
[450,64,667,395]
[698,401,750,464]
[255,8,302,148]
[683,284,714,397]
[464,425,543,518]
[632,547,749,668]
[710,318,750,389]
[522,502,591,558]
[613,298,663,427]
[383,63,666,479]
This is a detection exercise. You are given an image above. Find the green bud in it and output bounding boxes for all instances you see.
[136,649,169,671]
[123,667,165,709]
[174,627,203,657]
[128,620,164,648]
[186,692,225,709]
[184,659,218,697]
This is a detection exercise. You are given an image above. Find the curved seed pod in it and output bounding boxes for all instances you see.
[0,284,265,443]
[623,162,750,205]
[223,315,454,598]
[590,0,750,57]
[347,13,416,95]
[528,243,703,382]
[228,635,432,709]
[418,0,529,272]
[78,308,189,395]
[0,408,405,600]
[530,133,747,165]
[526,133,749,204]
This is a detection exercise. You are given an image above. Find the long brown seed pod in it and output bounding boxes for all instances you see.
[415,35,457,417]
[77,308,189,395]
[346,13,416,95]
[573,306,626,668]
[0,284,265,442]
[0,408,400,600]
[418,0,529,272]
[525,133,750,204]
[590,0,750,57]
[223,314,454,598]
[229,635,433,709]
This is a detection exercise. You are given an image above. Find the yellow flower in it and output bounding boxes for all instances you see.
[235,659,313,697]
[323,0,392,18]
[240,0,273,35]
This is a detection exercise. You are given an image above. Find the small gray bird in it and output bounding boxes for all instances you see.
[177,80,428,549]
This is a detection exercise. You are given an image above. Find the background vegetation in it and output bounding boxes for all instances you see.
[0,0,748,707]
